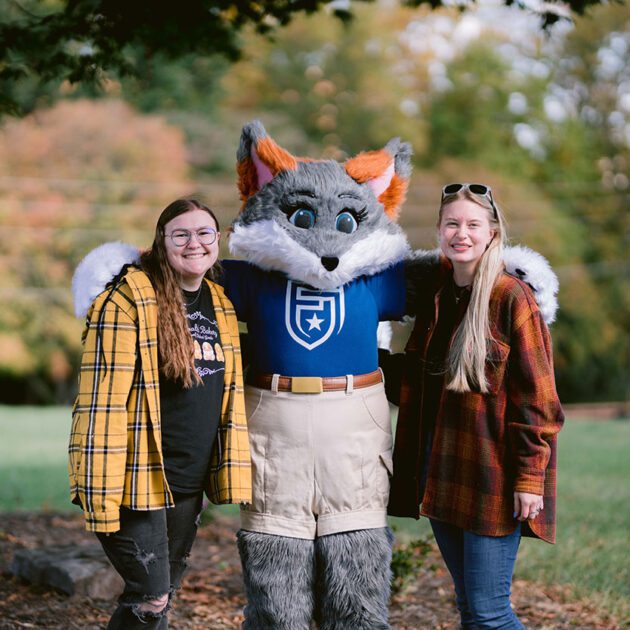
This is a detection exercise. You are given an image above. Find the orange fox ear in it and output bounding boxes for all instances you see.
[345,138,412,220]
[237,121,298,205]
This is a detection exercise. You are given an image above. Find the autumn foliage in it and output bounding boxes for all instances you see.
[0,99,192,402]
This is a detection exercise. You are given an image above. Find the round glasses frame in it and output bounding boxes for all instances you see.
[165,228,219,247]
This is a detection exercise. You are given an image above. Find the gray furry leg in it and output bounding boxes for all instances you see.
[237,529,314,630]
[315,527,394,630]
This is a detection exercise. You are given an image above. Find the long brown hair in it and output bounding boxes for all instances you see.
[140,199,220,388]
[438,189,507,393]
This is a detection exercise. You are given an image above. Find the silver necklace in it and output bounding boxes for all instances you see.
[184,283,203,307]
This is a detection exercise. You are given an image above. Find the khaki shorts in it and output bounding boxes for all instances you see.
[240,381,393,539]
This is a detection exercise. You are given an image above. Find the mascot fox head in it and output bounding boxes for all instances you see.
[229,120,412,290]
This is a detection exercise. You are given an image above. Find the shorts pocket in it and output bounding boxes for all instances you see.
[245,387,265,424]
[244,431,267,514]
[376,451,394,502]
[380,452,394,476]
[361,388,393,435]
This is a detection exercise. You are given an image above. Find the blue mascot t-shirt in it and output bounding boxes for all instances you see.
[222,259,405,377]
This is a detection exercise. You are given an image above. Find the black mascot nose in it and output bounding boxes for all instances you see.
[321,256,339,271]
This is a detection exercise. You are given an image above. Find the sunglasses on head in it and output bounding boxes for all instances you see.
[441,183,498,218]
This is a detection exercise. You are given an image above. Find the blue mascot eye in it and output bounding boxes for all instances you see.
[289,208,316,229]
[336,211,358,234]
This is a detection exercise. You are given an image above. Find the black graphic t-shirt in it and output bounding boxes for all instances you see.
[160,282,225,494]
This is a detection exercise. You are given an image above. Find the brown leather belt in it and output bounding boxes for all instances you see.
[247,369,383,394]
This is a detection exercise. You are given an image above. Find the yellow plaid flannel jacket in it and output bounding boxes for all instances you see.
[69,268,251,533]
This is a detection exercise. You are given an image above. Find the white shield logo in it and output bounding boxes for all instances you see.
[285,281,345,351]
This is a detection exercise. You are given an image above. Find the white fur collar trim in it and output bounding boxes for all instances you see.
[228,220,411,290]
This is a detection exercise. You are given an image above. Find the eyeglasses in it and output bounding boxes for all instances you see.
[166,227,219,247]
[441,183,498,218]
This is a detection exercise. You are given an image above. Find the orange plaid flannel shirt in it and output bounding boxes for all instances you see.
[389,270,564,543]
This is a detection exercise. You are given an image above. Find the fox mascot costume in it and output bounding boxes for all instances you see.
[73,121,558,629]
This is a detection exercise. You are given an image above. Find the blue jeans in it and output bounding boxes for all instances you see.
[430,519,524,630]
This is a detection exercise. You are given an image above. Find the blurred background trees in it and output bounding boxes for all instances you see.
[0,0,604,116]
[0,0,627,404]
[0,99,192,401]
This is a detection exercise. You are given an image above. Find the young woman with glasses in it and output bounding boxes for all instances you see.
[69,198,251,628]
[388,184,564,629]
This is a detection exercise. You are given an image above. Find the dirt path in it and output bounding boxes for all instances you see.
[0,512,621,629]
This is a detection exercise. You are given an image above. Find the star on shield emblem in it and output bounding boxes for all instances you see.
[285,281,345,351]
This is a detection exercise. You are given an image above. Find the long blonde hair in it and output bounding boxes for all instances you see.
[439,189,507,393]
[140,199,221,388]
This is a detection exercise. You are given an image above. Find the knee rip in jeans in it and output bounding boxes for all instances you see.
[128,592,170,620]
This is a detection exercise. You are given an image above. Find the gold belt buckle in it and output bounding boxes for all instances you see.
[290,376,323,394]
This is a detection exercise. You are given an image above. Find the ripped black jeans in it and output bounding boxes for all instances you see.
[96,492,203,629]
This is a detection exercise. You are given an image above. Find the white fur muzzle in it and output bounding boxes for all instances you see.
[229,220,411,290]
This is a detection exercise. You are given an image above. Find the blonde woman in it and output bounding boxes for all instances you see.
[69,199,250,629]
[388,184,564,629]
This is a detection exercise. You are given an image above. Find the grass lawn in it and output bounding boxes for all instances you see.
[1,406,628,621]
[517,419,630,621]
[0,406,72,512]
[0,407,243,517]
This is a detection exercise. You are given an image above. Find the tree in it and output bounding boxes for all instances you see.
[0,98,192,403]
[421,41,548,178]
[0,0,610,116]
[223,5,423,158]
[541,3,630,402]
[412,7,630,402]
